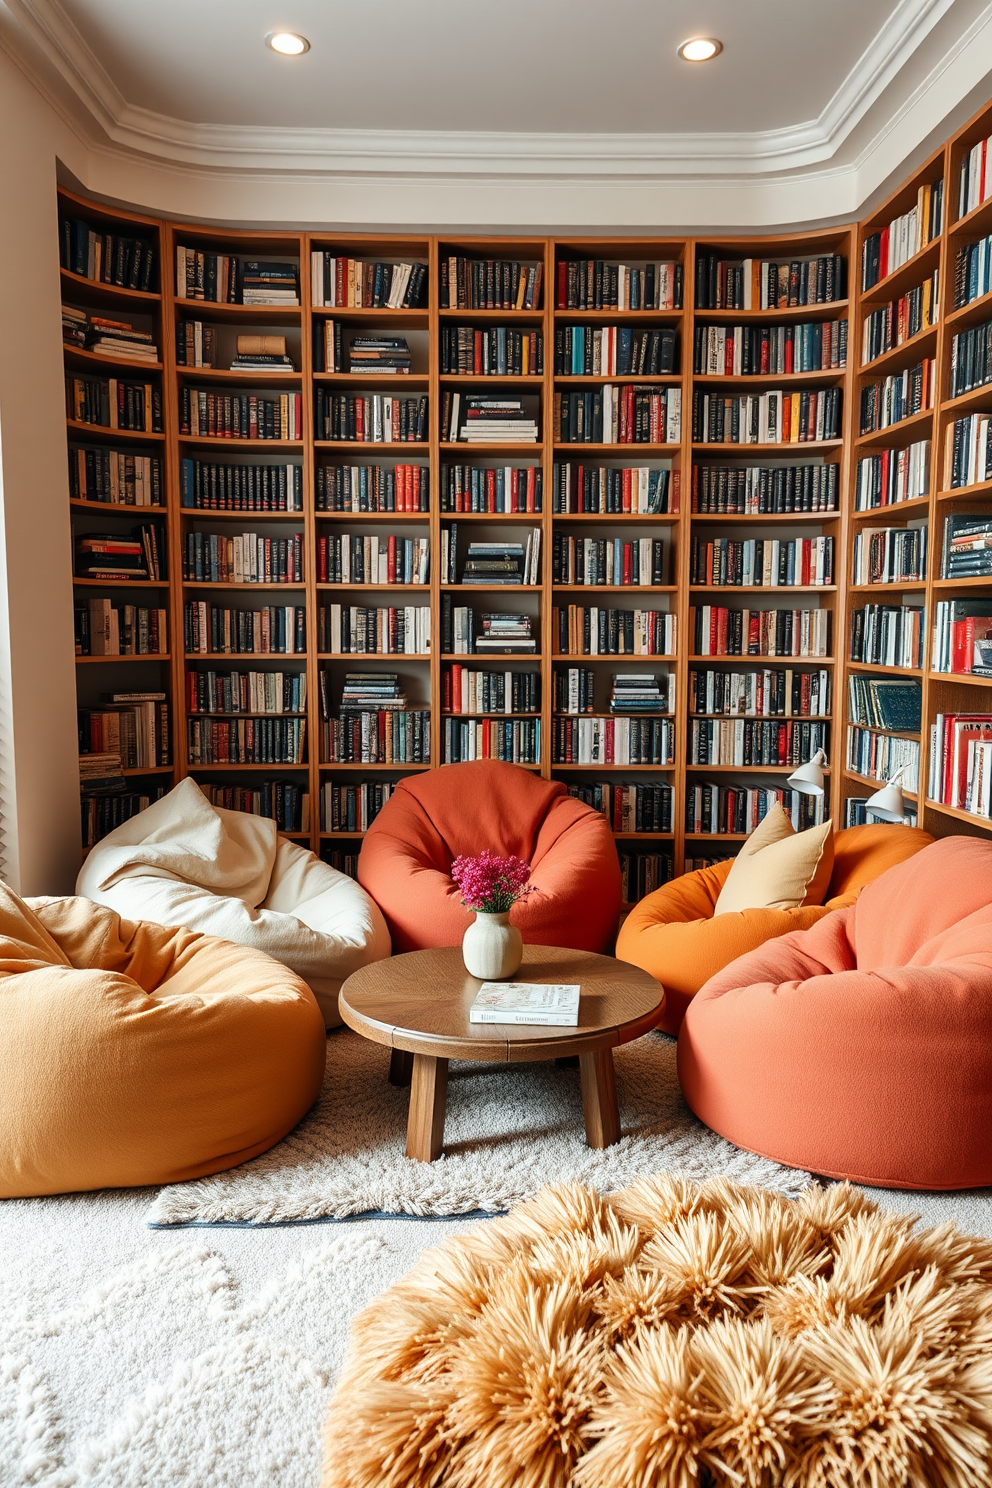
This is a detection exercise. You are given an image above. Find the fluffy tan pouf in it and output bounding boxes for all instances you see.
[323,1176,992,1488]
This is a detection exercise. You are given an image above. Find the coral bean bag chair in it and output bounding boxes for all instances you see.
[617,822,933,1034]
[357,760,622,954]
[678,835,992,1189]
[77,778,390,1028]
[0,885,326,1197]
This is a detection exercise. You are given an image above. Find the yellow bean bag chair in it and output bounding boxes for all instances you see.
[616,823,933,1035]
[0,884,326,1197]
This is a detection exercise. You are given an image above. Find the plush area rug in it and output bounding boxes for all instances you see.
[148,1029,808,1227]
[323,1175,992,1488]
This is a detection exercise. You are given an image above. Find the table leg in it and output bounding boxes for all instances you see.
[406,1054,448,1162]
[389,1048,413,1087]
[579,1049,621,1149]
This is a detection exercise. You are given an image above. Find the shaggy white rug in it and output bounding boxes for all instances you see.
[148,1029,809,1227]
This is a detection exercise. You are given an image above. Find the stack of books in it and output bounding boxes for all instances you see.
[75,532,149,581]
[453,395,538,444]
[460,537,539,586]
[610,674,673,713]
[338,673,408,711]
[177,320,217,368]
[240,261,299,307]
[62,305,87,346]
[942,515,992,577]
[230,334,295,372]
[78,752,125,793]
[86,316,159,363]
[349,336,412,374]
[476,613,536,653]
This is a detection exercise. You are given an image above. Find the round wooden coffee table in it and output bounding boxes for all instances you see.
[338,945,665,1162]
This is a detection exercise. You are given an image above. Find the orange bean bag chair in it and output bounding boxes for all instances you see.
[357,760,621,954]
[0,885,326,1197]
[616,823,933,1034]
[678,835,992,1189]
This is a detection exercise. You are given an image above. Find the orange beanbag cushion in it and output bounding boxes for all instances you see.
[0,887,326,1197]
[357,760,621,954]
[616,823,933,1033]
[678,835,992,1189]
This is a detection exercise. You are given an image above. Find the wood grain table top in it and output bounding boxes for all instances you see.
[339,944,665,1062]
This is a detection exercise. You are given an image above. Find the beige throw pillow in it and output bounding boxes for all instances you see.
[713,804,834,916]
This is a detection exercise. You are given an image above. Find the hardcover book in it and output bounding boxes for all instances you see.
[468,981,580,1026]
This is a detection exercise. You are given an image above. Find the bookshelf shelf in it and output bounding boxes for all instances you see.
[313,308,429,325]
[860,325,938,376]
[553,584,678,594]
[181,508,304,521]
[552,308,683,323]
[554,443,677,456]
[73,577,169,588]
[686,764,831,774]
[845,768,919,798]
[181,582,306,592]
[925,799,992,829]
[928,670,992,685]
[317,441,430,453]
[76,653,171,663]
[938,479,992,501]
[851,496,931,518]
[949,194,992,238]
[687,654,836,664]
[440,374,543,387]
[553,375,682,387]
[551,513,679,524]
[931,576,992,589]
[847,660,924,677]
[858,239,941,308]
[174,300,302,322]
[313,373,430,388]
[848,581,927,593]
[855,409,934,448]
[66,420,164,442]
[63,345,163,374]
[177,436,303,450]
[186,762,307,772]
[692,301,851,323]
[60,267,160,307]
[178,367,303,385]
[70,499,165,514]
[691,440,843,454]
[946,287,992,329]
[689,511,835,523]
[692,370,846,388]
[689,585,838,594]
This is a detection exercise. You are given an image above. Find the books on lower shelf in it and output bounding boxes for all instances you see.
[848,676,922,731]
[691,606,828,658]
[553,715,673,765]
[695,253,846,311]
[312,254,427,309]
[685,785,825,834]
[315,391,428,443]
[949,317,992,399]
[932,600,992,675]
[567,781,673,833]
[204,782,309,833]
[689,667,831,719]
[65,375,162,433]
[851,524,927,585]
[941,515,992,577]
[441,529,540,586]
[180,459,302,512]
[441,598,535,654]
[442,256,542,310]
[844,795,918,828]
[176,249,299,305]
[946,414,992,490]
[469,982,580,1027]
[849,603,924,669]
[187,716,306,765]
[323,333,413,376]
[693,388,841,445]
[693,320,847,375]
[441,464,542,513]
[554,606,676,657]
[444,717,540,764]
[79,694,170,769]
[620,853,674,901]
[179,388,302,440]
[610,673,674,714]
[184,603,306,655]
[862,272,938,363]
[316,463,428,513]
[861,183,943,290]
[186,669,306,715]
[553,463,674,515]
[859,363,934,434]
[182,532,303,585]
[555,386,680,444]
[75,525,164,581]
[553,534,666,586]
[855,443,930,510]
[690,536,833,588]
[75,599,167,657]
[442,394,538,445]
[69,447,162,506]
[82,788,166,848]
[319,604,430,655]
[322,710,430,765]
[688,718,828,768]
[61,217,157,292]
[317,534,430,585]
[691,462,837,515]
[321,781,394,832]
[441,326,543,376]
[443,666,539,715]
[929,712,992,818]
[63,307,159,363]
[953,233,992,309]
[557,325,676,376]
[557,258,681,311]
[846,726,919,790]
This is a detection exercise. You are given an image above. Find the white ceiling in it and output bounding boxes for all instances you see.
[52,0,897,135]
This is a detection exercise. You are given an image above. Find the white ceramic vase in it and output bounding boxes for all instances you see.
[462,910,522,980]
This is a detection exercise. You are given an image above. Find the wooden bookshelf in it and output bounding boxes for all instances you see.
[58,94,992,872]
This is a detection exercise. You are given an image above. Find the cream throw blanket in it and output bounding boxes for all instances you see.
[76,778,390,1026]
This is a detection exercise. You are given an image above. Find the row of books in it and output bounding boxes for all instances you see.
[330,673,410,714]
[551,716,674,766]
[861,182,943,290]
[847,726,919,789]
[187,717,306,765]
[551,535,666,588]
[79,695,169,769]
[316,535,430,586]
[180,459,302,512]
[689,536,834,589]
[176,320,217,368]
[76,526,164,582]
[442,604,536,654]
[619,853,674,901]
[185,669,306,716]
[691,388,842,444]
[66,375,162,433]
[75,600,167,657]
[176,327,295,373]
[441,465,542,513]
[82,789,165,848]
[184,603,307,655]
[443,666,539,715]
[929,712,992,818]
[958,137,992,219]
[553,606,677,657]
[322,329,412,375]
[440,326,543,377]
[442,257,543,310]
[320,782,394,833]
[862,271,938,363]
[179,389,303,442]
[311,255,427,309]
[844,796,918,829]
[182,532,303,586]
[555,671,674,716]
[688,718,828,768]
[176,250,299,306]
[556,259,681,311]
[949,317,992,398]
[314,392,429,443]
[695,254,846,311]
[552,464,673,515]
[849,602,924,669]
[848,675,921,731]
[318,604,430,655]
[693,321,847,376]
[63,307,158,364]
[686,785,825,836]
[854,443,929,510]
[444,719,540,765]
[688,667,831,720]
[79,752,127,793]
[69,448,163,507]
[947,413,992,490]
[941,515,992,577]
[691,606,830,658]
[859,361,934,434]
[555,326,677,377]
[205,782,309,833]
[851,524,927,585]
[316,463,428,513]
[440,393,538,444]
[567,781,673,834]
[953,235,992,310]
[61,217,156,292]
[553,386,681,445]
[321,710,430,764]
[441,532,541,586]
[932,599,992,675]
[691,462,838,515]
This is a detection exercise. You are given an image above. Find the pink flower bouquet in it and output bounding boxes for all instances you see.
[450,851,534,915]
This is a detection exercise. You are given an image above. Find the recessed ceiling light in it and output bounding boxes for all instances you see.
[677,37,722,62]
[266,32,310,55]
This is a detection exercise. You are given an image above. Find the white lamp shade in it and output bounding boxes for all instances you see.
[787,749,827,796]
[865,778,907,823]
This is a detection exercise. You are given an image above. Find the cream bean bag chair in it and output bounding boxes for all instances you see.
[77,778,390,1027]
